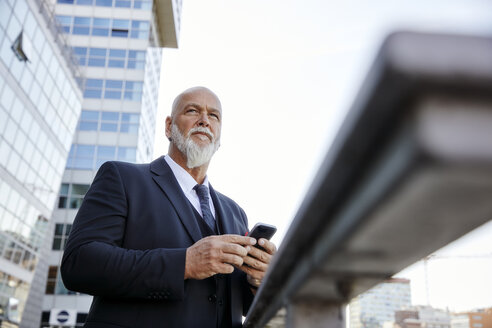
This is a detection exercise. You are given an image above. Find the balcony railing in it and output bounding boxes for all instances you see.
[243,31,492,328]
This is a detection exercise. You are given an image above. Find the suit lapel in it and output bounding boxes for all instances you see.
[150,157,202,243]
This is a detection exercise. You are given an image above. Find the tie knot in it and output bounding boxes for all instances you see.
[194,184,209,200]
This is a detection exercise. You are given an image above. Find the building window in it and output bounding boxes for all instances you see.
[127,50,146,69]
[66,144,137,170]
[56,15,150,39]
[78,110,99,131]
[45,265,78,295]
[73,16,91,35]
[52,223,72,250]
[83,79,143,100]
[473,316,482,320]
[57,0,152,10]
[473,324,483,328]
[58,183,90,209]
[41,311,50,324]
[73,47,146,69]
[78,110,139,133]
[45,266,58,294]
[77,313,88,325]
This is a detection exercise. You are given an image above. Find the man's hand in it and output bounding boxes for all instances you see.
[240,238,277,290]
[185,235,256,280]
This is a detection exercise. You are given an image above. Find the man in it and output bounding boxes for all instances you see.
[61,87,276,328]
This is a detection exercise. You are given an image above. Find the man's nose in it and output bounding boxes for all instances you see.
[197,113,210,127]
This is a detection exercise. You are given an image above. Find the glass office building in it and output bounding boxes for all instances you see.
[0,0,84,326]
[33,0,182,327]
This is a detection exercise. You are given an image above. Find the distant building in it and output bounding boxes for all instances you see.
[349,278,412,328]
[394,306,451,328]
[451,308,492,328]
[0,0,83,326]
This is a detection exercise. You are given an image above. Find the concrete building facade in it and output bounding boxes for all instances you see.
[452,308,492,328]
[0,0,84,326]
[31,0,182,327]
[394,306,451,328]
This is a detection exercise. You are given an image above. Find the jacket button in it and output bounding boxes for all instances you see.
[218,300,223,306]
[208,294,217,303]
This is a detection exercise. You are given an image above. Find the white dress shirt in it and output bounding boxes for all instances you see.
[164,155,216,219]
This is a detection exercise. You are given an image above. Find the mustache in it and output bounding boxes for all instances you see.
[187,126,214,140]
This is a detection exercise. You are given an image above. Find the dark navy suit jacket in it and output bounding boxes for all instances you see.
[61,156,254,327]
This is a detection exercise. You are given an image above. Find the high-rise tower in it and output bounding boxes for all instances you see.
[18,0,182,327]
[0,0,84,326]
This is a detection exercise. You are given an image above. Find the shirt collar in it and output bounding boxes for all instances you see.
[164,155,210,193]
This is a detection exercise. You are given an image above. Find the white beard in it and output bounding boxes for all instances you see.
[171,123,220,169]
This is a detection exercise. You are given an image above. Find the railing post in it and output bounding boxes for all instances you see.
[286,301,346,328]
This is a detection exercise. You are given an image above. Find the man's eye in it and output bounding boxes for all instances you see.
[210,113,220,120]
[186,108,198,113]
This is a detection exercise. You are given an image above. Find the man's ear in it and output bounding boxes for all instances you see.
[165,116,172,141]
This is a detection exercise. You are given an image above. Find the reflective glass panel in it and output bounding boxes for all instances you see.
[74,17,91,25]
[112,19,129,28]
[72,184,89,195]
[56,15,72,25]
[101,112,119,121]
[79,122,98,130]
[95,0,112,6]
[92,18,110,27]
[72,159,92,170]
[108,59,124,68]
[128,50,146,59]
[84,89,102,98]
[121,113,139,123]
[76,145,95,157]
[104,91,121,99]
[92,28,109,36]
[89,48,106,56]
[73,27,90,35]
[132,21,149,29]
[109,49,125,57]
[105,80,123,89]
[97,146,115,158]
[80,110,99,120]
[73,47,88,55]
[88,58,105,66]
[117,147,136,161]
[115,0,130,7]
[85,79,103,88]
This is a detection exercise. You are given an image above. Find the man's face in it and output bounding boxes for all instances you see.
[166,88,222,168]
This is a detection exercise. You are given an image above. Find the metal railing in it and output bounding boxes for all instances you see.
[244,31,492,328]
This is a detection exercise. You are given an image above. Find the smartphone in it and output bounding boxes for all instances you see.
[247,223,277,249]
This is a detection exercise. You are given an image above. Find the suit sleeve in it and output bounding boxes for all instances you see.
[61,161,186,300]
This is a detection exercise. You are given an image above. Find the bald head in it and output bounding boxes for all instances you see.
[165,86,222,170]
[171,86,222,119]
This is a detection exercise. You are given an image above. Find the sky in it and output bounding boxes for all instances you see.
[154,0,492,313]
